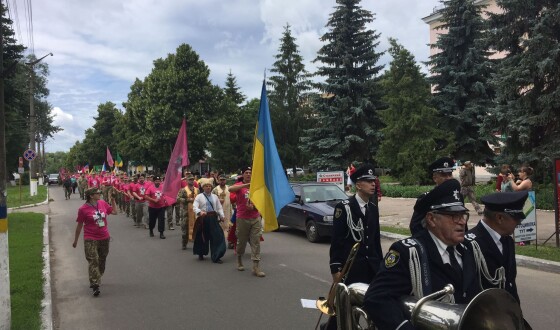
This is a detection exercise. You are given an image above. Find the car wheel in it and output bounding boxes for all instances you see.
[306,220,321,243]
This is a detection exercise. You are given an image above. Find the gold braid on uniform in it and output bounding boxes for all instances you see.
[344,203,363,242]
[470,240,506,289]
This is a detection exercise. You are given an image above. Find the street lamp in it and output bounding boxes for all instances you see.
[25,52,52,192]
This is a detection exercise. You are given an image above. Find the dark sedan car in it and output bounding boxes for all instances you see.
[277,183,348,243]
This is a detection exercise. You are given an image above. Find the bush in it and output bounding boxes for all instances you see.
[380,181,555,210]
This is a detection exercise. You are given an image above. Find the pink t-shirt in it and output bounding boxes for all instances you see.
[145,184,166,208]
[89,178,99,188]
[77,200,113,240]
[122,183,130,202]
[233,182,260,219]
[133,182,149,202]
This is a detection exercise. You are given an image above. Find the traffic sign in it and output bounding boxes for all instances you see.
[23,149,36,161]
[18,167,24,174]
[18,157,23,167]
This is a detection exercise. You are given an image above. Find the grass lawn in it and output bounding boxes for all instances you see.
[6,185,48,208]
[8,212,45,330]
[380,225,560,262]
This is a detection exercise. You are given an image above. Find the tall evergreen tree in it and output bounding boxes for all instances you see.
[377,39,454,185]
[268,24,314,171]
[484,0,560,172]
[301,0,384,169]
[428,0,495,164]
[224,70,246,105]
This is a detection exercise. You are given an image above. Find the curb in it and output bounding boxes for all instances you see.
[7,186,49,211]
[380,231,560,274]
[41,215,53,330]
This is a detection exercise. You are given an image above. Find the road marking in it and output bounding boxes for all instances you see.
[279,263,331,284]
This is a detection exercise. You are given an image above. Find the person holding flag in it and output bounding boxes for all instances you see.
[229,80,295,277]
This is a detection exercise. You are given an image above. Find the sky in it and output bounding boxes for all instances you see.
[16,0,442,153]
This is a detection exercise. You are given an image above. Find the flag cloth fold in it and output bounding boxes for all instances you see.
[249,81,295,232]
[83,163,89,173]
[102,162,107,174]
[115,152,123,167]
[162,119,190,205]
[106,147,114,167]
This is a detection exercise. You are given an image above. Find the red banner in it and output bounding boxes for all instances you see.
[162,119,190,205]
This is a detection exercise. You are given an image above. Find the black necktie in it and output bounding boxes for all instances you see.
[446,246,462,276]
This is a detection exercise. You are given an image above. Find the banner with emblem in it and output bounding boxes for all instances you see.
[514,191,536,242]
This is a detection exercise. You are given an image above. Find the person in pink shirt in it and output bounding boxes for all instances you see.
[72,187,117,297]
[145,176,168,239]
[88,174,100,189]
[228,166,265,277]
[132,174,149,228]
[128,176,138,225]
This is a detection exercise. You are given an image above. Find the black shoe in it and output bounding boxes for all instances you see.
[160,233,166,239]
[214,259,223,264]
[92,285,100,297]
[198,255,204,260]
[149,230,154,237]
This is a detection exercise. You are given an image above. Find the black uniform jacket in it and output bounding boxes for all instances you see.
[363,229,481,330]
[465,221,519,303]
[329,195,383,285]
[409,192,428,235]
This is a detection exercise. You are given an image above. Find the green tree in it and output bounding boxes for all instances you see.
[268,24,314,172]
[428,0,495,164]
[377,39,454,184]
[69,102,122,169]
[44,151,68,174]
[206,72,247,172]
[301,0,384,169]
[484,0,560,174]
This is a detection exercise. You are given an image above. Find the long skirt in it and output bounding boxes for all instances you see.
[193,212,226,262]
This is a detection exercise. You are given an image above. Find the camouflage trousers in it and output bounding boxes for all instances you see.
[166,204,180,226]
[84,239,110,286]
[101,185,111,201]
[135,201,147,226]
[78,185,87,200]
[179,207,191,248]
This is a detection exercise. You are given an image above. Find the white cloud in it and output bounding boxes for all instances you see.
[25,0,441,153]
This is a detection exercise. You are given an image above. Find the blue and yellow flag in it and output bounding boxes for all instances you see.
[250,81,295,232]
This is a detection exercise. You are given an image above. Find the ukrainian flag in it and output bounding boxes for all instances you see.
[250,81,295,232]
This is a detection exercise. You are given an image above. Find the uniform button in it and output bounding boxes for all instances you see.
[365,256,369,259]
[366,246,369,249]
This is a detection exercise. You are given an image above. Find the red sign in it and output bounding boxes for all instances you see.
[19,157,23,167]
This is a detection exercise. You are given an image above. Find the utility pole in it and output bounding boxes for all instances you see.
[26,52,52,195]
[0,4,11,327]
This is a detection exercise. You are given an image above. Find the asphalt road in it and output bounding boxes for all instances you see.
[41,187,559,329]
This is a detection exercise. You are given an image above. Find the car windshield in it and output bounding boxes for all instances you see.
[302,185,347,202]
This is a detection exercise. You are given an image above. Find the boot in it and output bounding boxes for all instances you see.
[237,256,245,271]
[252,261,265,277]
[149,230,154,237]
[181,235,187,250]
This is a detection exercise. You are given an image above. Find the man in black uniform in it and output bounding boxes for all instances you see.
[465,191,528,303]
[410,157,462,235]
[364,180,480,330]
[322,164,382,330]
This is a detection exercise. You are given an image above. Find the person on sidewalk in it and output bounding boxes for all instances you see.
[459,161,483,216]
[363,180,479,330]
[410,157,462,235]
[192,178,226,263]
[144,176,167,239]
[72,187,117,297]
[321,164,383,330]
[464,191,529,304]
[229,166,266,277]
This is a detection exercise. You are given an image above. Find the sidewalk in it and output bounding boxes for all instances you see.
[377,196,560,273]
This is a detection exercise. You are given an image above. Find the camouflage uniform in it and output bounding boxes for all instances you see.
[177,185,199,249]
[84,239,110,287]
[78,177,88,200]
[166,203,180,229]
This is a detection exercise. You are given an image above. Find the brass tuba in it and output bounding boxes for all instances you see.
[316,242,360,316]
[337,282,528,330]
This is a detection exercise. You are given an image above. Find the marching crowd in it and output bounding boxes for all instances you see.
[67,158,533,329]
[69,166,266,297]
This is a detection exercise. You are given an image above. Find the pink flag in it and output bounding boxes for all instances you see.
[162,119,190,205]
[106,147,114,167]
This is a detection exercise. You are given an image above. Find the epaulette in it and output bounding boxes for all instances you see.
[465,233,476,241]
[341,200,350,205]
[398,238,418,247]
